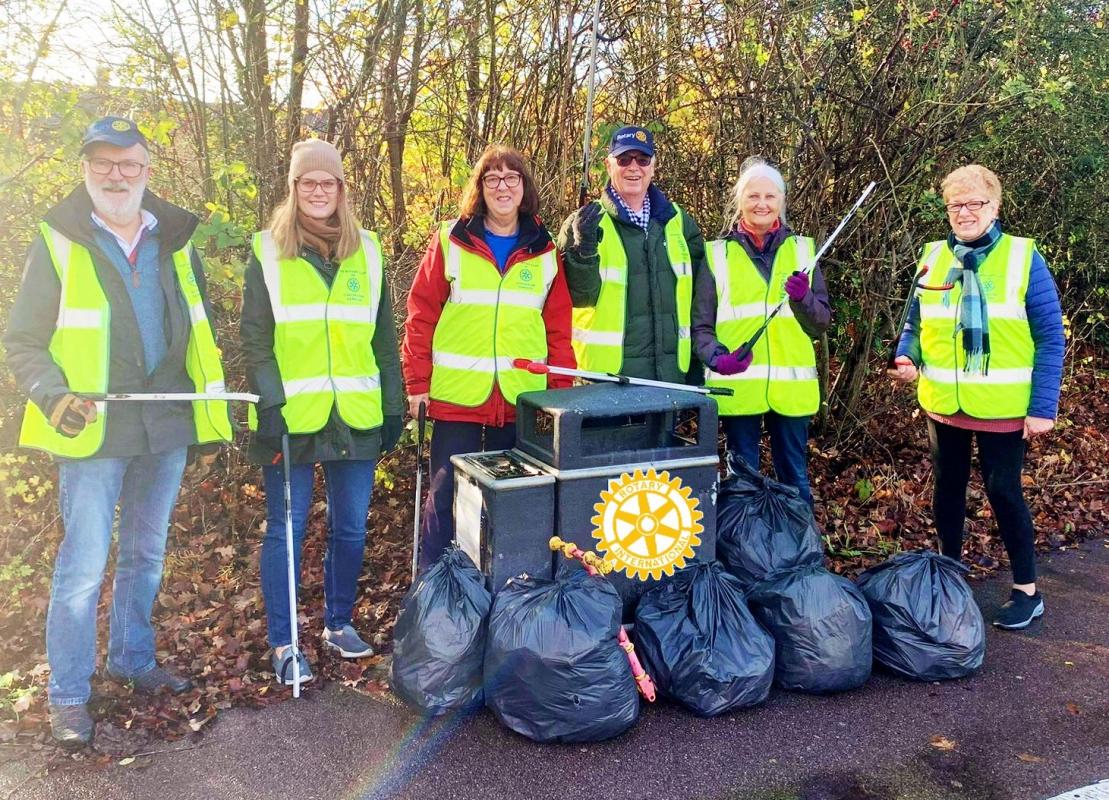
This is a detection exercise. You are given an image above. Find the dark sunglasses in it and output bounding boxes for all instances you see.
[615,153,653,168]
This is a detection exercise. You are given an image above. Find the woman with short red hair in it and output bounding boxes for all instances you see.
[403,145,575,571]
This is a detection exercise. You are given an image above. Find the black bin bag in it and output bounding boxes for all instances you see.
[635,562,775,716]
[484,570,639,743]
[856,551,985,681]
[391,546,491,715]
[747,565,873,693]
[717,454,825,587]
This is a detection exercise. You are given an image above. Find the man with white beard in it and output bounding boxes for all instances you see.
[5,117,231,746]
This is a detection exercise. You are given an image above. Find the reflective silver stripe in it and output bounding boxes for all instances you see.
[450,288,546,309]
[432,352,496,372]
[538,250,557,289]
[188,301,208,326]
[280,304,329,322]
[920,366,1033,384]
[326,304,376,324]
[795,236,815,273]
[573,327,623,346]
[920,241,946,279]
[600,267,626,284]
[48,227,75,330]
[445,235,463,303]
[708,240,730,318]
[1006,237,1030,307]
[722,301,766,320]
[283,376,332,396]
[707,365,817,382]
[677,325,690,339]
[333,375,381,392]
[360,231,384,323]
[205,380,227,393]
[58,309,104,329]
[258,231,289,323]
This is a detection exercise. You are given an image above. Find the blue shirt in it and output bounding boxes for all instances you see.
[91,225,167,375]
[485,230,519,273]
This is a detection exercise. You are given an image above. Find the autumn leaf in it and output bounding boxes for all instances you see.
[1017,753,1044,763]
[929,735,957,751]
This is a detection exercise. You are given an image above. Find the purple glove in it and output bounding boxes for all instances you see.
[713,348,754,376]
[785,271,809,302]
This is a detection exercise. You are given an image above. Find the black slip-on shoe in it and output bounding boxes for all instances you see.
[993,589,1045,630]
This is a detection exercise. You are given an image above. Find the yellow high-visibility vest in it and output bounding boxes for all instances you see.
[429,223,557,406]
[916,234,1035,418]
[571,203,692,373]
[19,222,231,457]
[249,230,385,433]
[703,236,820,416]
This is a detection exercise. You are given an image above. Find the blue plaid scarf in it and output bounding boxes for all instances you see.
[943,220,1002,375]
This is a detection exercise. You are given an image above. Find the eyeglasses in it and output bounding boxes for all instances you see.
[945,199,990,214]
[296,178,341,194]
[85,157,147,178]
[482,173,522,189]
[615,154,653,168]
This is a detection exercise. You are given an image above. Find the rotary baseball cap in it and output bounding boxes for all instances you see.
[609,125,655,157]
[80,116,149,153]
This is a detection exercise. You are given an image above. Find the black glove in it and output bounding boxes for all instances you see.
[256,405,288,451]
[380,415,403,455]
[47,393,97,438]
[571,203,604,256]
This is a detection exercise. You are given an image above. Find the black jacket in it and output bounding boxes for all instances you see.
[4,185,215,458]
[240,243,405,465]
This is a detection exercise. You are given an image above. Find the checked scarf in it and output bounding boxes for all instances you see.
[943,220,1002,375]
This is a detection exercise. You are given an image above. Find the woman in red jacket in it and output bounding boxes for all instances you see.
[404,145,575,571]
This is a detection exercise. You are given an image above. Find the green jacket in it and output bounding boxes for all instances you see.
[558,184,707,384]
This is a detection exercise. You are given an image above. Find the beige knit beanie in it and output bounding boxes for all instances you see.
[288,139,345,186]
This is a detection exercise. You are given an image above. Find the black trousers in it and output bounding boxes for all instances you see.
[418,419,516,572]
[928,418,1037,584]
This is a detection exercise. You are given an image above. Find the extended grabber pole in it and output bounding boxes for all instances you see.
[732,181,877,362]
[549,536,656,702]
[279,433,303,698]
[512,359,733,397]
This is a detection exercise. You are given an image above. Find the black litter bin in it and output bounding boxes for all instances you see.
[514,383,720,617]
[451,450,555,593]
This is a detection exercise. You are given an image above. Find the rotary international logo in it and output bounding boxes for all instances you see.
[347,276,361,292]
[111,120,132,132]
[591,468,702,581]
[634,130,647,142]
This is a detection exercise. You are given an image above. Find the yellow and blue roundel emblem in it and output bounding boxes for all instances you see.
[634,130,647,142]
[111,120,132,132]
[347,276,361,293]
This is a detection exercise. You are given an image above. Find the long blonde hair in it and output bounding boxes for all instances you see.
[267,184,362,261]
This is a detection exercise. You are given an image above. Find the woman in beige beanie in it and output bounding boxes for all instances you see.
[240,139,405,686]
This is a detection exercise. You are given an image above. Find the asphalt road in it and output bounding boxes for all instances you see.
[5,538,1107,800]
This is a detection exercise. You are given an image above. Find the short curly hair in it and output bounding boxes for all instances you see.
[941,165,1002,208]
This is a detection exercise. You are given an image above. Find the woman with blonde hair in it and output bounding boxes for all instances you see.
[403,144,575,571]
[889,164,1064,630]
[241,139,404,685]
[692,157,831,505]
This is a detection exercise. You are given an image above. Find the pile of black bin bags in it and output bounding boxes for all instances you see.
[390,546,491,715]
[717,456,873,693]
[857,551,985,681]
[633,562,775,716]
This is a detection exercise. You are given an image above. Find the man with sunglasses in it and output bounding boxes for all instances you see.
[559,125,707,385]
[5,116,230,746]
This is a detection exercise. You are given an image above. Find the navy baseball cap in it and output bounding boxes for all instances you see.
[609,125,655,157]
[80,116,149,153]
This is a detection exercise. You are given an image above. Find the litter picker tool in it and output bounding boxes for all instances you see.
[577,0,604,207]
[549,536,656,702]
[886,266,956,368]
[512,359,733,397]
[731,181,877,362]
[79,391,261,403]
[277,433,304,697]
[411,401,427,582]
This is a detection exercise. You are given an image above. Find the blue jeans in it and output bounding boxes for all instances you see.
[724,413,813,506]
[260,459,376,648]
[47,448,188,706]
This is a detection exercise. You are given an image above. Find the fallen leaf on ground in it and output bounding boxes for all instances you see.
[1017,753,1044,763]
[929,735,957,751]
